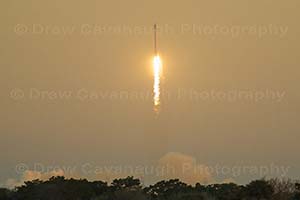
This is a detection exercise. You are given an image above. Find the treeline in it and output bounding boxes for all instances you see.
[0,176,300,200]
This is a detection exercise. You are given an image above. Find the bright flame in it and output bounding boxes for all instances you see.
[153,55,163,113]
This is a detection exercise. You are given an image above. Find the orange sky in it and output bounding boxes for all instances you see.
[0,0,299,186]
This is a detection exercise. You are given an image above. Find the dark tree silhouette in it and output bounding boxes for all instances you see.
[269,178,296,200]
[13,176,108,200]
[294,183,300,200]
[144,179,192,199]
[1,176,299,200]
[244,179,274,199]
[206,183,243,200]
[0,188,11,200]
[111,176,141,191]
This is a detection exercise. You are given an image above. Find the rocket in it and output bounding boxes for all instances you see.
[154,24,157,55]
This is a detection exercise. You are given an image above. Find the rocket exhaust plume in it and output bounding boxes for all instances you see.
[153,24,163,113]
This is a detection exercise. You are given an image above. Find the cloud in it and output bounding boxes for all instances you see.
[4,152,213,188]
[90,152,213,185]
[222,178,236,184]
[158,152,213,185]
[5,169,64,189]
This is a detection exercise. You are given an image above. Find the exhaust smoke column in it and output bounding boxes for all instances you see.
[153,24,163,113]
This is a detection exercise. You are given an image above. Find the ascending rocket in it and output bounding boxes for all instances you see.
[152,24,163,113]
[154,24,157,55]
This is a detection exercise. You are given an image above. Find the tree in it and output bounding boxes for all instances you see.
[111,176,141,191]
[0,188,11,200]
[14,176,107,200]
[244,179,274,200]
[269,178,295,200]
[144,179,191,199]
[4,176,300,200]
[206,183,243,200]
[294,183,300,200]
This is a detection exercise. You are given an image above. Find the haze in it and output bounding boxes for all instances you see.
[0,0,299,186]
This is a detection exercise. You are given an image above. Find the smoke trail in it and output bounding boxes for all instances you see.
[153,55,163,113]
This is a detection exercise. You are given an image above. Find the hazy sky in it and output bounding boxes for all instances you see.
[1,0,299,186]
